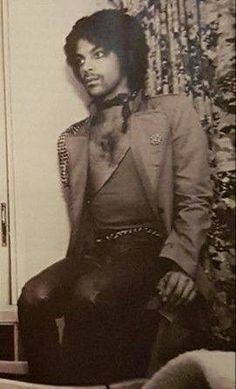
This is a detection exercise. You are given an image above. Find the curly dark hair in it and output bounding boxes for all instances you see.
[64,9,149,93]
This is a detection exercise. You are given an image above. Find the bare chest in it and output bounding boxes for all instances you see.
[88,123,130,193]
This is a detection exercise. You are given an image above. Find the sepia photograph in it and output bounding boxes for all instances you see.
[0,0,235,388]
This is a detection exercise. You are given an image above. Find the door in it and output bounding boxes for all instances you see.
[1,0,112,303]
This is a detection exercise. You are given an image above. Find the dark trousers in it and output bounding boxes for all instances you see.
[18,233,168,385]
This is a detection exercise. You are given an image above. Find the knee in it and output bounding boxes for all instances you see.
[18,277,51,311]
[72,276,98,305]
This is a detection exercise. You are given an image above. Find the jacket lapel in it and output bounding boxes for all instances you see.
[129,110,170,217]
[66,132,89,228]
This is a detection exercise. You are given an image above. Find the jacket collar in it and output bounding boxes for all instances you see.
[88,90,144,122]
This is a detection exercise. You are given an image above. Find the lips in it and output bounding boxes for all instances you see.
[84,76,100,85]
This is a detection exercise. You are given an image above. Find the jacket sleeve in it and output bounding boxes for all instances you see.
[57,130,72,226]
[159,95,212,278]
[57,119,89,229]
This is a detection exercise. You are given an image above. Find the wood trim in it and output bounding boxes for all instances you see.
[0,376,147,389]
[0,0,10,305]
[1,0,18,305]
[13,323,19,361]
[0,361,28,375]
[0,305,17,324]
[0,305,19,361]
[0,378,108,389]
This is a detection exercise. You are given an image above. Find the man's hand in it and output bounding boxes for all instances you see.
[157,271,197,307]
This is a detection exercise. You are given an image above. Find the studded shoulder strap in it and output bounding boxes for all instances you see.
[57,118,89,187]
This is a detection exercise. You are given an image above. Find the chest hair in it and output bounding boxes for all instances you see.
[89,118,129,167]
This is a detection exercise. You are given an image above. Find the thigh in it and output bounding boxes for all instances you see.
[71,244,162,318]
[62,244,164,383]
[18,257,82,317]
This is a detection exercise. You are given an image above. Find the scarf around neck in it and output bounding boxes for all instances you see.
[94,91,138,133]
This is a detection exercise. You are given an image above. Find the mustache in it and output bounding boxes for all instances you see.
[82,73,101,83]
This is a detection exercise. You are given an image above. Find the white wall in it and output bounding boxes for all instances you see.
[6,0,113,298]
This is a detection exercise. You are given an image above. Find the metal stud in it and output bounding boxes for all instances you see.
[150,134,162,146]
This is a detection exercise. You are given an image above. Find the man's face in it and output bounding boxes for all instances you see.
[74,39,129,100]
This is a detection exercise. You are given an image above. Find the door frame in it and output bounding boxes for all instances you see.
[1,0,18,306]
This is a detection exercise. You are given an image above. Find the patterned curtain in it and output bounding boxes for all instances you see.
[109,0,235,349]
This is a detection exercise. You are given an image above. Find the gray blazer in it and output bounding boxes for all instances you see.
[58,93,213,297]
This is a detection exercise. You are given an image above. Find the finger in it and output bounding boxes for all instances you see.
[187,288,197,303]
[156,277,166,294]
[180,280,195,300]
[163,272,180,301]
[174,280,195,306]
[156,274,170,299]
[168,276,188,305]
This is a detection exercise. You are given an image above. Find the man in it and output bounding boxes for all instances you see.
[18,9,212,386]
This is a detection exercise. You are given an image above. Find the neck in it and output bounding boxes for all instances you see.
[90,89,138,131]
[95,78,130,105]
[97,106,123,124]
[104,89,130,102]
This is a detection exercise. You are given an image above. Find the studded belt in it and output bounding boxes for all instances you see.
[95,226,162,244]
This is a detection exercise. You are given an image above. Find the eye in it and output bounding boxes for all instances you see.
[75,56,85,67]
[93,49,105,59]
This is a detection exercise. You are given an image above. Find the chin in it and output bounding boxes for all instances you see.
[87,89,110,100]
[86,86,103,96]
[86,84,119,100]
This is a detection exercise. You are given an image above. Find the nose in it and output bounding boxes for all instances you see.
[80,57,94,77]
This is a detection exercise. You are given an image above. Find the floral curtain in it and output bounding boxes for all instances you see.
[109,0,235,348]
